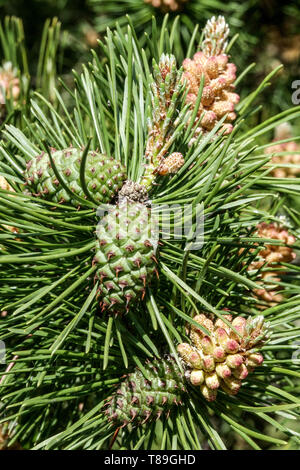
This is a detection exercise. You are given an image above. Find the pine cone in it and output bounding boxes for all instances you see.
[178,313,269,401]
[144,0,189,13]
[104,356,185,428]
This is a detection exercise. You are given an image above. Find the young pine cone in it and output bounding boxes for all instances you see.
[144,0,189,13]
[243,223,296,306]
[104,356,186,428]
[265,123,300,178]
[178,313,270,401]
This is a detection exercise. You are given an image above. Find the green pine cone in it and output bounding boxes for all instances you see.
[104,356,186,427]
[24,147,127,205]
[94,202,158,315]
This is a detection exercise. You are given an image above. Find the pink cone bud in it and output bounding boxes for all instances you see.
[220,381,239,396]
[226,92,240,104]
[227,63,237,74]
[201,111,217,130]
[210,77,226,92]
[211,101,235,118]
[190,330,203,350]
[200,384,217,402]
[201,336,214,354]
[182,58,193,69]
[205,372,220,390]
[204,57,219,79]
[212,346,226,362]
[201,86,215,106]
[216,54,228,67]
[193,51,205,63]
[188,351,203,369]
[226,111,237,122]
[202,355,215,372]
[232,316,246,336]
[177,343,200,368]
[186,93,197,105]
[190,369,205,386]
[215,314,232,329]
[232,364,249,380]
[223,376,242,394]
[226,354,244,369]
[215,363,231,379]
[224,339,239,354]
[192,314,214,334]
[247,353,264,367]
[220,123,233,134]
[215,327,229,347]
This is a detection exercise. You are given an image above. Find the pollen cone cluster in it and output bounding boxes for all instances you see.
[243,223,296,305]
[178,313,269,401]
[265,123,300,178]
[24,147,127,206]
[94,201,158,315]
[104,356,185,427]
[183,52,239,142]
[182,17,239,143]
[144,0,189,13]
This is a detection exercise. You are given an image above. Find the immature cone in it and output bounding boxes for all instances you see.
[104,356,185,427]
[24,148,127,207]
[242,223,296,305]
[94,201,158,315]
[144,0,189,13]
[183,16,239,143]
[265,123,300,178]
[177,313,270,401]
